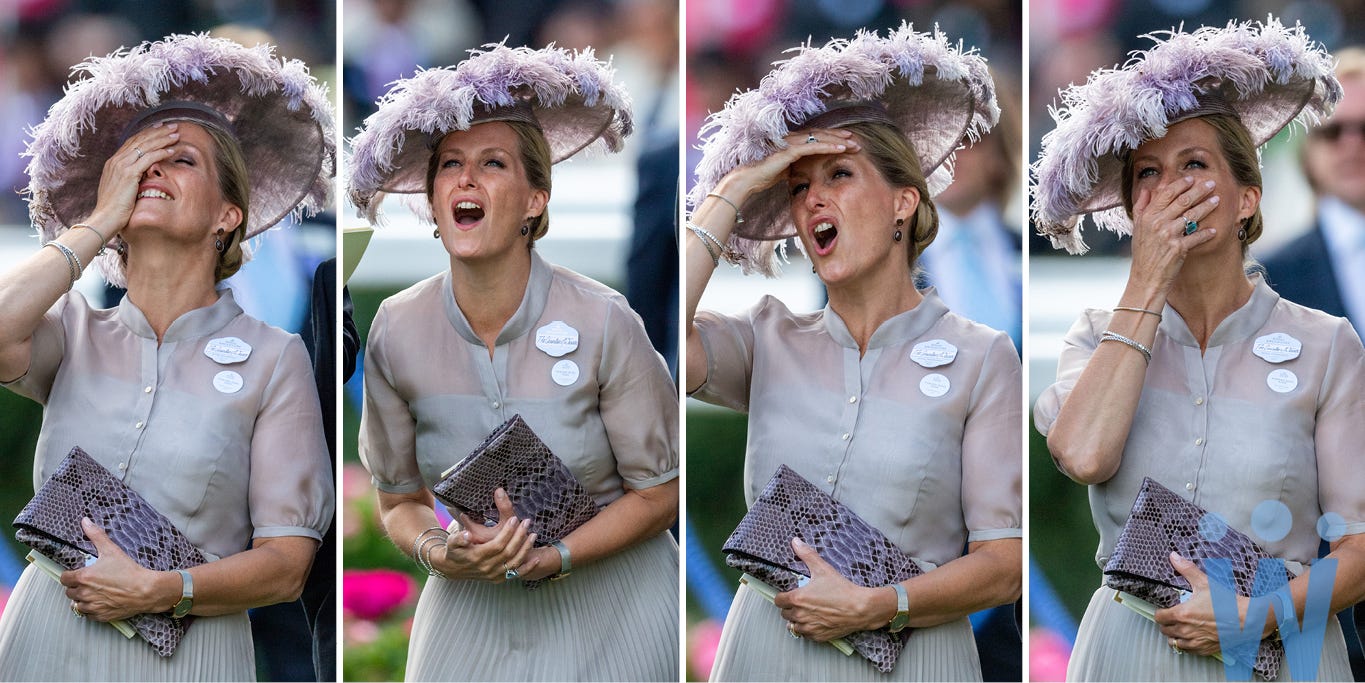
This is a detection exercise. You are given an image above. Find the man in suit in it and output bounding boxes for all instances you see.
[1263,47,1365,337]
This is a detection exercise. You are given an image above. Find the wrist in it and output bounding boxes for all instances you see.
[150,569,182,613]
[1118,282,1169,317]
[860,585,898,631]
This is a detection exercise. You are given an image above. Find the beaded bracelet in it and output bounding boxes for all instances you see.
[43,241,81,292]
[686,222,721,267]
[705,192,744,224]
[1100,330,1152,365]
[1113,306,1162,320]
[416,535,449,578]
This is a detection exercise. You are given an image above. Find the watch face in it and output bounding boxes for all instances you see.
[173,598,192,619]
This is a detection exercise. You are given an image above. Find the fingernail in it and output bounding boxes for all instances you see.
[1204,180,1215,188]
[1208,196,1219,205]
[508,516,518,525]
[835,144,847,151]
[792,537,807,548]
[520,519,531,529]
[1184,176,1194,183]
[168,133,179,139]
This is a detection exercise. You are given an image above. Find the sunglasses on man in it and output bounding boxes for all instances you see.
[1311,120,1365,142]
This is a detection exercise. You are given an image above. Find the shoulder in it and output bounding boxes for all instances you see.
[225,311,310,365]
[935,311,1021,371]
[1270,296,1359,345]
[547,262,632,312]
[373,272,445,324]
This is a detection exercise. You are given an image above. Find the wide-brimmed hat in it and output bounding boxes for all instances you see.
[1031,18,1341,254]
[23,32,335,287]
[689,23,999,277]
[347,42,633,225]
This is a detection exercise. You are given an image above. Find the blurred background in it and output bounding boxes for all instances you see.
[684,1,1023,680]
[0,1,335,681]
[338,0,680,680]
[1028,1,1365,680]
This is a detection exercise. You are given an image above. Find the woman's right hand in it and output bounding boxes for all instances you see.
[1127,176,1221,301]
[83,122,181,238]
[713,128,860,203]
[431,488,539,583]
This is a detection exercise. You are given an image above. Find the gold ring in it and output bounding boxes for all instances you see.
[71,603,84,619]
[788,622,801,639]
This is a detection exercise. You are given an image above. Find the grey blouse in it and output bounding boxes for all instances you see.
[692,291,1022,567]
[1034,277,1365,568]
[2,289,333,560]
[360,251,678,505]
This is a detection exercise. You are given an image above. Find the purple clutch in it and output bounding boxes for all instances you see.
[432,415,598,589]
[12,446,207,657]
[722,464,924,673]
[1105,477,1290,680]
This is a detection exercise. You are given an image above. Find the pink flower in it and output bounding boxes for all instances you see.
[343,568,417,621]
[1029,627,1073,682]
[345,618,380,645]
[687,619,723,680]
[342,463,372,503]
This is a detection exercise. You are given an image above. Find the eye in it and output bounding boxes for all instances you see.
[832,168,851,179]
[441,158,460,169]
[789,182,809,196]
[1136,166,1158,179]
[175,156,194,166]
[1183,159,1207,170]
[484,158,506,168]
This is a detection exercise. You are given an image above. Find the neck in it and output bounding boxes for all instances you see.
[825,267,922,356]
[1166,250,1255,350]
[449,248,533,353]
[122,241,220,343]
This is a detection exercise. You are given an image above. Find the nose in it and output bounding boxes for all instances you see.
[804,181,827,211]
[455,163,476,188]
[142,161,164,180]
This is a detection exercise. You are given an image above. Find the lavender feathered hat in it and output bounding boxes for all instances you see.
[689,24,998,277]
[347,42,633,224]
[1032,18,1341,254]
[23,32,335,287]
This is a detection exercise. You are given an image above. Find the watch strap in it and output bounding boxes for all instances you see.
[173,569,193,618]
[888,582,910,632]
[550,540,572,580]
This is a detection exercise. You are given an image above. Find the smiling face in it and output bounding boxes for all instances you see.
[126,122,243,247]
[1125,116,1262,254]
[427,121,550,263]
[786,131,919,287]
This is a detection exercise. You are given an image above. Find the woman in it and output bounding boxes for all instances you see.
[686,26,1022,681]
[1032,20,1365,681]
[347,43,678,682]
[0,35,334,681]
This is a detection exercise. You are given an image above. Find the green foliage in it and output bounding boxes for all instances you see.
[1028,422,1101,621]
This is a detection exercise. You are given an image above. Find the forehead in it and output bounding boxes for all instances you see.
[1329,75,1365,118]
[436,121,520,154]
[1135,117,1218,157]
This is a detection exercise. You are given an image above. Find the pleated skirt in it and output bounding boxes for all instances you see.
[405,530,679,682]
[709,581,983,682]
[0,564,255,681]
[1067,586,1353,681]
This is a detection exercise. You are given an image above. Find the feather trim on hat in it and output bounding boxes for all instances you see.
[688,23,998,277]
[1031,17,1340,254]
[347,42,633,226]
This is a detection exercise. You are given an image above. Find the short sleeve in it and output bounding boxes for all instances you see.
[249,336,334,541]
[1032,310,1103,436]
[1314,320,1365,538]
[689,307,757,412]
[598,300,678,489]
[358,303,424,494]
[1,293,71,402]
[962,331,1023,542]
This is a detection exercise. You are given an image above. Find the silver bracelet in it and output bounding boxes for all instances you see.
[1113,306,1162,320]
[43,241,81,291]
[416,535,448,578]
[705,192,744,224]
[69,223,108,255]
[1100,330,1152,365]
[685,221,720,267]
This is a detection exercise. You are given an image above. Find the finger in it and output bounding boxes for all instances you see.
[485,514,521,553]
[446,527,472,549]
[492,488,518,524]
[514,547,542,575]
[773,590,795,609]
[81,517,118,556]
[1168,179,1215,216]
[59,568,81,588]
[505,527,536,568]
[1180,193,1221,224]
[1182,226,1219,249]
[124,122,180,151]
[458,513,497,543]
[1169,551,1209,589]
[1133,186,1152,218]
[790,537,835,577]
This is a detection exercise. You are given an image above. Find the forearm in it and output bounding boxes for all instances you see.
[137,536,318,617]
[560,478,678,568]
[375,488,443,565]
[684,186,745,393]
[0,229,107,379]
[894,539,1021,629]
[1247,535,1365,637]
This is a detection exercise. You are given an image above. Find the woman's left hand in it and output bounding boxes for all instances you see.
[774,538,887,642]
[1153,552,1227,657]
[512,545,560,583]
[61,518,163,622]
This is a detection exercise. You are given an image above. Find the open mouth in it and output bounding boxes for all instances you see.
[813,221,838,252]
[453,201,485,226]
[137,189,172,201]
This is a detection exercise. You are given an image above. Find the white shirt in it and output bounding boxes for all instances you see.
[1318,196,1365,336]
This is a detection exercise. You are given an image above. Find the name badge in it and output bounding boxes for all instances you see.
[213,370,244,394]
[535,321,579,358]
[910,339,957,368]
[919,373,950,398]
[1252,333,1301,364]
[204,337,252,364]
[1266,369,1298,394]
[551,359,580,387]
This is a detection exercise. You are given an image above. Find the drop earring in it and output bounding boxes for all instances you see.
[214,228,226,254]
[1237,217,1248,242]
[520,220,531,237]
[433,227,441,239]
[893,217,904,243]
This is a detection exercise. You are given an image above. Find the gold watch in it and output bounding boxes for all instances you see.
[887,583,910,633]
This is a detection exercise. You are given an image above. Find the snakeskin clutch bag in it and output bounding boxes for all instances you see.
[722,464,925,673]
[12,446,208,657]
[433,415,599,590]
[1104,477,1290,680]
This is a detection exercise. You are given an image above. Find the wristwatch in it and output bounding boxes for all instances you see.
[887,583,910,633]
[550,540,572,581]
[172,569,194,619]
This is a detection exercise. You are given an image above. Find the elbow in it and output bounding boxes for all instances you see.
[1046,431,1118,485]
[273,568,309,604]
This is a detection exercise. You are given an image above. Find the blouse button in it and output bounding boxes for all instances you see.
[826,474,836,484]
[118,463,127,471]
[840,433,850,441]
[1186,482,1195,491]
[492,401,500,409]
[1194,437,1204,446]
[134,421,144,429]
[848,396,857,404]
[143,386,152,394]
[1194,397,1204,405]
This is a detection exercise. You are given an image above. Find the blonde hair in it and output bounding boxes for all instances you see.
[205,124,250,282]
[832,120,938,272]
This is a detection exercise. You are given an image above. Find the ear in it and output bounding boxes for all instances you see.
[217,202,245,236]
[1238,184,1261,220]
[894,185,920,224]
[526,188,549,222]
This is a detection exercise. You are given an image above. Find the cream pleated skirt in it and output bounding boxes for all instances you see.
[404,530,678,681]
[0,563,255,681]
[709,581,984,682]
[1067,586,1352,681]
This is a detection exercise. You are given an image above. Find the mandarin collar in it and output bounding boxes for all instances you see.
[821,287,950,350]
[443,250,553,347]
[1159,275,1279,348]
[116,287,243,342]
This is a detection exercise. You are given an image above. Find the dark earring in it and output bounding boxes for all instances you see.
[893,218,904,243]
[116,237,128,264]
[520,221,531,237]
[433,227,441,239]
[1237,217,1249,241]
[214,228,225,254]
